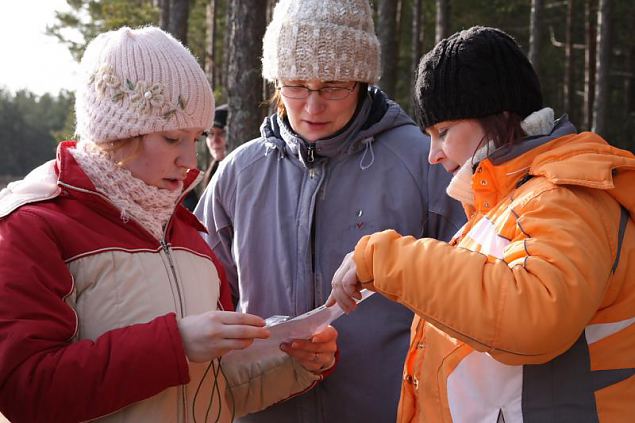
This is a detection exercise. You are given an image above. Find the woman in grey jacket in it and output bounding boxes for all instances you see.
[195,0,465,422]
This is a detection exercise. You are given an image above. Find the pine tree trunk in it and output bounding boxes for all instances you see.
[205,0,217,88]
[226,0,266,149]
[167,0,189,44]
[378,0,399,98]
[435,0,451,44]
[158,0,170,31]
[626,47,634,115]
[529,0,543,75]
[410,0,423,113]
[563,0,575,116]
[264,0,277,115]
[222,0,232,98]
[592,0,611,135]
[583,0,597,130]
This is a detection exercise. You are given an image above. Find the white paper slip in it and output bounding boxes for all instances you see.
[222,289,375,365]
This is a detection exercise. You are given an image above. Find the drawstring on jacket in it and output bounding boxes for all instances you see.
[359,137,375,170]
[264,140,285,160]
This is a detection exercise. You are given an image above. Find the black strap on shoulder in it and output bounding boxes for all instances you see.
[516,173,533,188]
[611,205,630,274]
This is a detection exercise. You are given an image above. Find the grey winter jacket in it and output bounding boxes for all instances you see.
[195,89,465,423]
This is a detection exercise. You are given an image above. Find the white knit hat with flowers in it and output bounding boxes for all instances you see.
[75,26,214,144]
[262,0,381,84]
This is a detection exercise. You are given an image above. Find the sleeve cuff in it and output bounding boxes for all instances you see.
[164,313,190,384]
[354,235,374,283]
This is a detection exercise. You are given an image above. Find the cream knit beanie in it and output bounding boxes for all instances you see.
[262,0,381,84]
[75,26,214,144]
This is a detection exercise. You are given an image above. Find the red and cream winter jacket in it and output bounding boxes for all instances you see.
[0,142,319,423]
[353,125,635,422]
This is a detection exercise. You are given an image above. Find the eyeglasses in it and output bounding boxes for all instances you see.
[277,82,358,100]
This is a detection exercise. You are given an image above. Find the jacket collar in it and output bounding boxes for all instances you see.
[488,115,577,165]
[464,115,578,215]
[467,115,635,220]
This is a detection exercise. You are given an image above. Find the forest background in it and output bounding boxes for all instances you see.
[1,0,633,188]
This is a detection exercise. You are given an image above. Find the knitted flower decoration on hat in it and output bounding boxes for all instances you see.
[75,26,214,144]
[262,0,381,84]
[414,26,543,129]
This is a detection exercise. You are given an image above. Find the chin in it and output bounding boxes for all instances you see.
[161,179,183,192]
[306,132,329,142]
[299,127,331,142]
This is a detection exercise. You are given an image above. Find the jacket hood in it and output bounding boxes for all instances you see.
[485,118,635,217]
[529,133,635,217]
[259,87,416,166]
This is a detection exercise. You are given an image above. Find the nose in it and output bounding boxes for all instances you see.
[304,91,326,114]
[211,133,224,147]
[428,137,445,165]
[177,139,198,170]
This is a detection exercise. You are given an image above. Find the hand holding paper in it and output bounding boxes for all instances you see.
[222,290,374,367]
[326,251,367,313]
[280,325,338,373]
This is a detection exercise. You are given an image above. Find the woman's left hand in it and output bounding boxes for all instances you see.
[280,325,338,374]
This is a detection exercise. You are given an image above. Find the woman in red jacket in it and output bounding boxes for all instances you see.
[328,26,635,422]
[0,26,336,423]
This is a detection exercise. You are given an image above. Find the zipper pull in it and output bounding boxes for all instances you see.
[307,144,315,163]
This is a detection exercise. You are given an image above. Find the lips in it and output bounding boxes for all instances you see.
[163,177,184,191]
[304,120,328,126]
[443,165,460,175]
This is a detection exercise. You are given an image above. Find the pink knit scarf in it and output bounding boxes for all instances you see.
[70,142,182,240]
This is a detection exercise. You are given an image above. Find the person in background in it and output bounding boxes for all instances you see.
[203,103,228,189]
[182,104,228,211]
[195,0,465,422]
[0,26,337,423]
[328,26,635,422]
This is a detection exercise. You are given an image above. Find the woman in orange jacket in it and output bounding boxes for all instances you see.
[327,26,635,422]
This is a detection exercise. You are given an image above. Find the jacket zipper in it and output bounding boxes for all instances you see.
[310,162,326,306]
[308,145,318,180]
[160,238,187,423]
[62,179,194,422]
[160,239,185,317]
[307,144,316,163]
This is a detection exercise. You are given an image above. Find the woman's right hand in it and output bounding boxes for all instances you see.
[177,311,271,362]
[325,251,364,313]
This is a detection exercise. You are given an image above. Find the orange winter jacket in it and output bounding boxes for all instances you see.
[354,128,635,422]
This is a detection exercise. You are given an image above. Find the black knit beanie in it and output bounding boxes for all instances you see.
[414,26,543,129]
[213,104,228,129]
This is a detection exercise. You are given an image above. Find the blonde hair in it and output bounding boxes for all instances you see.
[97,136,144,167]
